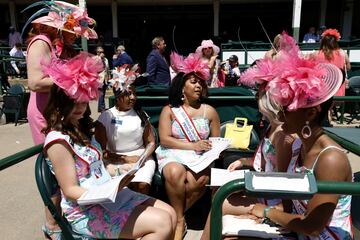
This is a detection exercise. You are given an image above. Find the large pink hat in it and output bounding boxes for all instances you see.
[195,39,220,55]
[239,32,343,111]
[23,1,97,39]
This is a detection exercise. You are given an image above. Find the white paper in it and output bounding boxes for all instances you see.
[222,215,285,238]
[252,175,310,192]
[183,137,231,173]
[209,168,249,187]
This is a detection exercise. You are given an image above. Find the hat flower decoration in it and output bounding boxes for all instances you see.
[110,64,148,93]
[321,28,341,41]
[42,52,104,102]
[22,1,97,39]
[170,52,210,81]
[239,32,342,111]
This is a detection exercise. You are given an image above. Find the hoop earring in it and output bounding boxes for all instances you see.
[301,121,312,139]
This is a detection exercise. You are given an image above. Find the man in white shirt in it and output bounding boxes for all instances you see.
[9,42,26,77]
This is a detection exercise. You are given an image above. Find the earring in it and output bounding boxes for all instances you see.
[181,89,185,101]
[301,121,312,139]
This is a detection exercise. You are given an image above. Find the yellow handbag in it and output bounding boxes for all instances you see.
[224,118,253,149]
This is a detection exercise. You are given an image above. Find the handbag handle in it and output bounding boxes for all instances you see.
[233,117,248,129]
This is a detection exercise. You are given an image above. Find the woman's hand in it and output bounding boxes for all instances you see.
[250,203,267,218]
[227,159,243,171]
[124,155,140,163]
[193,140,212,152]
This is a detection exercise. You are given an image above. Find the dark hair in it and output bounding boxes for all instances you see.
[113,85,149,127]
[319,35,340,61]
[168,72,208,107]
[42,85,94,145]
[317,97,333,125]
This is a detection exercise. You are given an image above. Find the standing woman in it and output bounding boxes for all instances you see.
[157,52,221,239]
[23,1,97,239]
[95,65,156,195]
[195,39,223,87]
[315,29,351,125]
[249,35,353,239]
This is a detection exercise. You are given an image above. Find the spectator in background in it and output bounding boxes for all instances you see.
[9,42,26,77]
[303,26,318,43]
[112,45,133,68]
[8,26,22,48]
[223,54,240,86]
[196,39,223,87]
[146,36,171,86]
[95,46,110,112]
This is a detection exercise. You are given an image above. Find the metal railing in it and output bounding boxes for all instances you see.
[0,144,42,171]
[210,179,360,240]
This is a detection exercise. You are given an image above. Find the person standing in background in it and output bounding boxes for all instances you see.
[112,45,133,68]
[8,26,22,48]
[146,36,171,85]
[96,46,110,112]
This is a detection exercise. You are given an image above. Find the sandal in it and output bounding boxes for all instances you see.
[42,225,62,240]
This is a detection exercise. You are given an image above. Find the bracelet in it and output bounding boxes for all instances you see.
[263,206,273,219]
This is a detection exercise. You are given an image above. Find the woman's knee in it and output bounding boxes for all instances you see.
[152,209,174,237]
[163,164,186,185]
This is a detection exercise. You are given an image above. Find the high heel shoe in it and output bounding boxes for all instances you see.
[42,225,62,240]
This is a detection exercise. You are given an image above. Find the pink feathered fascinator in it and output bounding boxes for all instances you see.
[170,52,210,81]
[42,52,104,102]
[321,28,341,41]
[239,32,342,111]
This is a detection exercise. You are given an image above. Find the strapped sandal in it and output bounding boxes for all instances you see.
[42,225,62,240]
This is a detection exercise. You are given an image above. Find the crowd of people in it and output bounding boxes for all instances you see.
[15,1,357,240]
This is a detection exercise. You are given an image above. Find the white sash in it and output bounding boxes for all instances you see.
[293,200,340,240]
[171,106,202,142]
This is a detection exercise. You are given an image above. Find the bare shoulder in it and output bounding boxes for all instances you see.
[315,146,351,182]
[204,104,218,117]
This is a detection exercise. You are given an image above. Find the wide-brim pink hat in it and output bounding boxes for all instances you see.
[30,1,97,39]
[195,39,220,55]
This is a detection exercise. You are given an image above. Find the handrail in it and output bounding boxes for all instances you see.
[210,179,360,240]
[0,144,42,171]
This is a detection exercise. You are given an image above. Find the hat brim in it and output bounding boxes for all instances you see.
[195,44,220,55]
[303,63,343,108]
[32,16,98,39]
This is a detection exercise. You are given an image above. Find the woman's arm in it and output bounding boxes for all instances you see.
[47,142,87,201]
[252,148,351,236]
[345,52,351,71]
[94,121,108,152]
[207,105,221,137]
[273,130,295,172]
[158,106,209,151]
[27,40,54,92]
[141,122,156,160]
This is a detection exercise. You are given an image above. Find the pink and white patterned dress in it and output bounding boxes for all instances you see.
[44,131,149,239]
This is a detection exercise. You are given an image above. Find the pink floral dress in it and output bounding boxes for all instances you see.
[44,131,149,239]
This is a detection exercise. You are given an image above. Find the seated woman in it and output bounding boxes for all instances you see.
[95,65,156,195]
[200,85,301,240]
[156,52,221,239]
[42,52,176,239]
[248,35,353,239]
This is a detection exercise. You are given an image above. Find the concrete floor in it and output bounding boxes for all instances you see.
[0,99,359,240]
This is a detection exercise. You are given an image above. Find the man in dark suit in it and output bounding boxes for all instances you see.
[146,37,171,85]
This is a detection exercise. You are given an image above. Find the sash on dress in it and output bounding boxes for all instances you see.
[171,106,202,142]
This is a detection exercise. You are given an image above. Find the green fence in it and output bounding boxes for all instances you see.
[210,178,360,240]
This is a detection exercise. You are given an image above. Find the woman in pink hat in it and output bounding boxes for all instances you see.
[23,1,98,239]
[247,34,353,240]
[196,39,224,87]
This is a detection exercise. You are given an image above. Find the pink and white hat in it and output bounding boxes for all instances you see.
[170,52,210,81]
[239,32,343,111]
[24,1,97,39]
[195,39,220,55]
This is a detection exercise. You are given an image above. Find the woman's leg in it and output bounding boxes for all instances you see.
[162,162,187,240]
[119,199,175,240]
[185,168,210,211]
[129,182,151,195]
[43,195,62,240]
